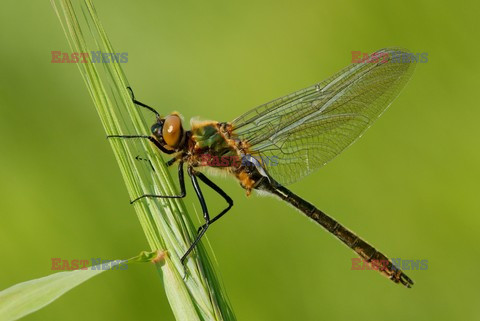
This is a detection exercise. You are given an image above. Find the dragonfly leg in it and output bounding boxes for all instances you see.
[180,167,233,266]
[166,157,177,167]
[127,86,160,117]
[140,155,176,168]
[135,155,155,172]
[181,167,209,265]
[194,172,233,234]
[107,134,174,155]
[129,161,186,204]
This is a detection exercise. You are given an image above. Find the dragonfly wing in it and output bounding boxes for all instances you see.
[231,48,416,185]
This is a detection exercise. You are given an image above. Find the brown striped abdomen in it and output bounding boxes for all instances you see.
[260,181,413,288]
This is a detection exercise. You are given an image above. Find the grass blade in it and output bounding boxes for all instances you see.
[0,251,157,321]
[50,1,236,320]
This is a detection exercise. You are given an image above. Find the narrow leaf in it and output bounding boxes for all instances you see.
[0,251,156,321]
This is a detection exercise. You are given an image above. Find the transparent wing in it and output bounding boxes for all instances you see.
[231,48,416,185]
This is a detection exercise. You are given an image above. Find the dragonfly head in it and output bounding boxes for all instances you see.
[151,113,185,151]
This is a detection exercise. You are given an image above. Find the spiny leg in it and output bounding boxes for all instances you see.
[180,167,234,265]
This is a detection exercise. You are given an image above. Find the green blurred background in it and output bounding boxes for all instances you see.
[1,0,479,320]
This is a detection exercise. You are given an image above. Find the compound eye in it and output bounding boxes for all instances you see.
[151,122,162,138]
[162,114,183,148]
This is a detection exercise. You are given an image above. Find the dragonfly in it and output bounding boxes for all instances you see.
[109,48,416,288]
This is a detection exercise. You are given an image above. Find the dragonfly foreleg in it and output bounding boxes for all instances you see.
[107,134,174,154]
[127,86,160,117]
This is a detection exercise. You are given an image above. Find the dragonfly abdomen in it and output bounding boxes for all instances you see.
[260,181,414,288]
